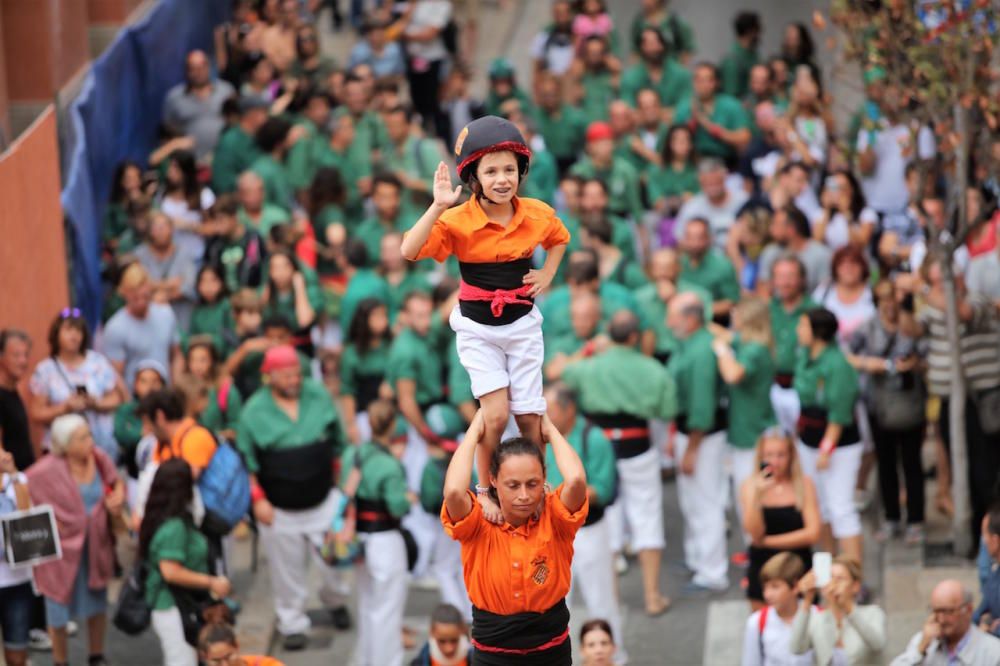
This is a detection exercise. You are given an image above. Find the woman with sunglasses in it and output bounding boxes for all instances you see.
[29,309,127,462]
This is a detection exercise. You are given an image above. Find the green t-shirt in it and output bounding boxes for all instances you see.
[647,162,700,202]
[794,345,859,426]
[534,105,588,162]
[199,382,243,436]
[340,342,389,402]
[520,149,559,205]
[238,204,290,238]
[285,118,327,192]
[770,296,817,375]
[578,71,618,125]
[630,13,695,58]
[447,341,474,407]
[339,269,391,332]
[379,136,441,208]
[719,42,759,100]
[680,250,741,306]
[315,142,372,225]
[569,157,643,222]
[634,281,714,359]
[667,327,722,432]
[620,60,692,109]
[541,282,644,341]
[561,346,677,421]
[340,441,411,518]
[545,417,616,507]
[250,154,294,212]
[236,378,343,473]
[485,87,534,117]
[188,300,232,354]
[726,339,776,448]
[114,401,143,462]
[145,518,209,611]
[354,214,414,267]
[673,94,750,162]
[386,272,432,322]
[212,126,259,194]
[386,328,444,407]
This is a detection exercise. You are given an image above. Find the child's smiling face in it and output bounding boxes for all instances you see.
[476,151,519,204]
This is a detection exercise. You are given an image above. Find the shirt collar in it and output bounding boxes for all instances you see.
[467,195,526,233]
[947,627,974,662]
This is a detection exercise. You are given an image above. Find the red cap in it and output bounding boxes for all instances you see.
[261,344,298,374]
[585,121,614,142]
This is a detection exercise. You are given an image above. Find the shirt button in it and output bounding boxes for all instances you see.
[514,592,521,598]
[513,562,520,568]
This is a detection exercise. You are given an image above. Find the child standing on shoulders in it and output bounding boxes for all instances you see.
[401,116,570,523]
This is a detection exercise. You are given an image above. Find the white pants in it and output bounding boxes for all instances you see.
[651,418,674,470]
[152,607,197,666]
[569,518,629,665]
[797,442,863,538]
[356,530,409,666]
[675,430,729,589]
[259,490,351,635]
[606,447,665,553]
[427,514,471,622]
[449,305,546,414]
[770,384,801,435]
[728,445,757,547]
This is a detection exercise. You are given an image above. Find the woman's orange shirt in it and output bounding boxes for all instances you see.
[441,486,588,615]
[413,196,570,264]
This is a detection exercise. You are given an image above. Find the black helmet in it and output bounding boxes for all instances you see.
[454,115,532,183]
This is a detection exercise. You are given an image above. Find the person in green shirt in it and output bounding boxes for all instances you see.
[484,58,534,117]
[673,63,752,164]
[339,297,394,444]
[543,382,625,648]
[250,117,296,213]
[678,218,741,322]
[666,291,729,592]
[629,0,696,62]
[140,458,231,665]
[620,27,693,111]
[579,213,647,290]
[261,250,324,357]
[379,106,442,212]
[560,310,675,616]
[710,298,776,533]
[379,232,432,321]
[114,360,166,478]
[236,171,291,238]
[184,336,243,439]
[719,11,761,100]
[353,175,415,267]
[768,254,817,433]
[534,73,589,173]
[315,112,373,227]
[577,178,638,262]
[285,89,334,194]
[212,98,267,194]
[647,123,700,219]
[544,291,602,382]
[794,307,863,562]
[573,36,621,125]
[512,118,558,204]
[187,265,233,351]
[236,345,350,650]
[570,122,643,223]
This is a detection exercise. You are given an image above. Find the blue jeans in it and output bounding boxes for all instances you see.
[0,582,35,650]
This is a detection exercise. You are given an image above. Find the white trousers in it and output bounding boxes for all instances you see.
[728,445,757,547]
[152,607,197,666]
[356,530,409,666]
[770,384,801,435]
[651,418,674,470]
[426,514,472,622]
[569,518,629,665]
[606,447,665,553]
[449,305,546,414]
[259,490,351,635]
[797,442,863,538]
[675,430,729,589]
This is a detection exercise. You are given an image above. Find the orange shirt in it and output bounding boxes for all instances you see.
[153,417,217,470]
[413,196,570,264]
[441,485,588,615]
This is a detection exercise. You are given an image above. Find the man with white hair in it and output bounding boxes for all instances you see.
[892,579,1000,664]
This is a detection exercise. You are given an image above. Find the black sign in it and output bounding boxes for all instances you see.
[2,505,61,567]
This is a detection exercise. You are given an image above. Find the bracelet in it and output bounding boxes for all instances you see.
[819,438,837,455]
[250,483,266,504]
[475,485,491,496]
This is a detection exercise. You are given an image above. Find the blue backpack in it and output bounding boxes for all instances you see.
[181,429,251,537]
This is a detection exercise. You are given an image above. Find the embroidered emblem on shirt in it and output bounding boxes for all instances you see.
[531,555,549,585]
[455,126,469,156]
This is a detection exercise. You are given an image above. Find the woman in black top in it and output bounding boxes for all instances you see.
[740,428,821,610]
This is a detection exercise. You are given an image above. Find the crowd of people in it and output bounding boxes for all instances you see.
[2,0,1000,663]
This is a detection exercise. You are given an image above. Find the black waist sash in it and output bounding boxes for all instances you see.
[584,412,650,460]
[458,258,534,326]
[256,440,333,510]
[796,405,860,448]
[355,497,401,532]
[471,599,571,665]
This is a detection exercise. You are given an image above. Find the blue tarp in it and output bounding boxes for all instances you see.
[61,0,230,328]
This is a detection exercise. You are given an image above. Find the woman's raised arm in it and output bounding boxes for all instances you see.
[443,410,484,521]
[543,414,587,513]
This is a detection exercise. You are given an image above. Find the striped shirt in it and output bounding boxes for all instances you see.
[918,295,1000,397]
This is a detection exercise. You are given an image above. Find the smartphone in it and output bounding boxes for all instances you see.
[759,461,772,478]
[813,552,832,587]
[75,385,89,397]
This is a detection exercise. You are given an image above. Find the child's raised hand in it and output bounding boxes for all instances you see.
[432,161,462,209]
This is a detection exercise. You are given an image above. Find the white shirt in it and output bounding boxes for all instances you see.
[857,123,935,214]
[675,186,750,250]
[742,607,814,666]
[530,30,575,75]
[405,1,452,62]
[823,207,879,251]
[812,284,876,343]
[909,238,970,278]
[0,473,33,588]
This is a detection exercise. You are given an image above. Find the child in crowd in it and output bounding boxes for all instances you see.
[410,604,473,666]
[740,552,813,666]
[580,619,617,666]
[188,265,231,353]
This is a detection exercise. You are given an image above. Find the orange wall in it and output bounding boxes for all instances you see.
[1,0,90,102]
[0,5,10,143]
[87,0,142,23]
[0,106,69,371]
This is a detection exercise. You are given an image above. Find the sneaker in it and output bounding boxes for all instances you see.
[282,633,309,651]
[28,628,51,651]
[904,524,925,546]
[874,521,901,543]
[67,620,78,636]
[614,554,628,575]
[330,605,352,630]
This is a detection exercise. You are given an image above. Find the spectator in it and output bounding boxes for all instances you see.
[250,116,297,213]
[380,232,432,320]
[236,171,291,238]
[535,72,589,175]
[781,22,818,79]
[792,556,887,664]
[673,62,751,165]
[157,149,216,261]
[975,504,1000,638]
[162,50,235,160]
[766,162,822,224]
[667,292,730,593]
[579,213,646,289]
[531,0,576,77]
[304,166,349,278]
[355,174,411,266]
[783,68,828,171]
[562,311,675,612]
[767,255,817,433]
[758,206,832,295]
[544,383,627,662]
[795,308,863,563]
[400,0,454,131]
[544,291,604,382]
[410,604,473,666]
[102,264,182,389]
[813,170,878,251]
[198,619,284,666]
[236,345,350,650]
[740,552,814,666]
[381,105,441,210]
[892,579,1000,665]
[348,17,406,79]
[188,263,231,345]
[262,249,323,356]
[620,27,692,112]
[103,160,153,253]
[134,211,200,331]
[28,310,124,461]
[675,157,749,249]
[726,204,772,292]
[485,57,532,118]
[27,414,124,666]
[140,459,232,666]
[848,279,926,545]
[183,337,242,440]
[212,98,268,195]
[438,66,486,147]
[719,11,762,100]
[648,124,700,222]
[260,0,300,73]
[113,360,167,482]
[907,192,972,280]
[678,218,741,321]
[628,0,695,62]
[878,165,927,274]
[580,618,618,666]
[812,245,876,343]
[0,329,38,469]
[288,22,337,88]
[339,298,392,444]
[240,53,282,106]
[571,121,643,223]
[0,444,31,666]
[315,113,373,226]
[739,429,820,609]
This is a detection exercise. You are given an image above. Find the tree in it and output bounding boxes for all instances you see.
[825,0,999,555]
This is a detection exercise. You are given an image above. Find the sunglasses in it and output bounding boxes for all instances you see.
[60,307,83,319]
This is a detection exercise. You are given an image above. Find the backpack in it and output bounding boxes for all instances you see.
[181,428,251,538]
